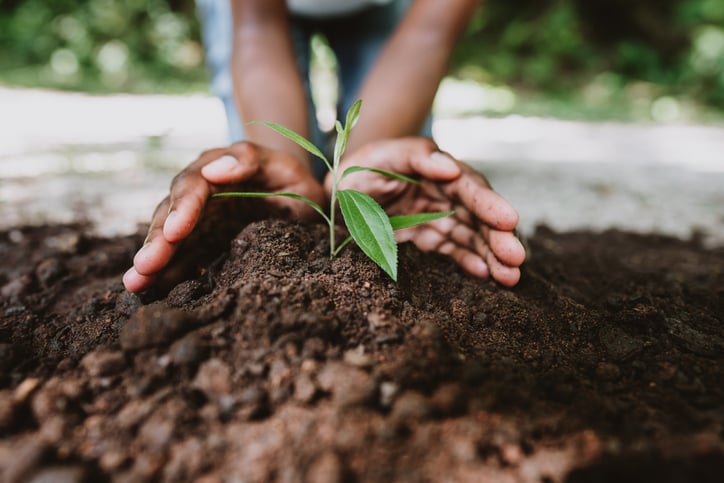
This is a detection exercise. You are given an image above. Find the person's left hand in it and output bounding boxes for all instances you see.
[327,138,526,287]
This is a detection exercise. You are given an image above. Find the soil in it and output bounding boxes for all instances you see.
[0,218,722,483]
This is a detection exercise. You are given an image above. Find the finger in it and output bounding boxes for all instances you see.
[122,267,155,293]
[408,150,462,181]
[163,171,212,242]
[377,140,461,181]
[165,145,265,242]
[433,219,523,286]
[200,143,261,184]
[437,241,490,278]
[445,171,519,231]
[488,260,521,288]
[484,229,527,267]
[469,234,522,287]
[133,197,177,276]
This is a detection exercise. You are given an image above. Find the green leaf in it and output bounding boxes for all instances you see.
[389,211,455,230]
[341,166,420,185]
[213,191,330,224]
[337,189,397,281]
[345,99,362,130]
[251,121,331,171]
[333,122,348,167]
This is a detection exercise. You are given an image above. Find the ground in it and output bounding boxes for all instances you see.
[1,217,722,482]
[1,87,723,481]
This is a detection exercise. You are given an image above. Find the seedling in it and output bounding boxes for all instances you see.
[213,100,453,281]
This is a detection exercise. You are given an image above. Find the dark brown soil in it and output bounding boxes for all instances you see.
[1,219,722,482]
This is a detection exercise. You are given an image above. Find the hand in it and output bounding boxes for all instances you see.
[123,142,325,293]
[328,138,525,287]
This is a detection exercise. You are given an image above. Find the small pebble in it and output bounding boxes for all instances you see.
[35,258,65,287]
[391,390,433,422]
[26,465,86,483]
[343,345,373,368]
[293,373,317,403]
[193,358,232,403]
[120,302,199,350]
[170,333,206,366]
[81,349,126,377]
[316,362,374,407]
[306,451,343,483]
[595,362,621,382]
[1,275,32,298]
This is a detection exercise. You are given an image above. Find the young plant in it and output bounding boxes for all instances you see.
[213,100,453,281]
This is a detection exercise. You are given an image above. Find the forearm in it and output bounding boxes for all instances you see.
[348,0,479,152]
[231,0,310,165]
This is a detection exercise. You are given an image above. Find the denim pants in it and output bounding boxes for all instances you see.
[195,0,431,179]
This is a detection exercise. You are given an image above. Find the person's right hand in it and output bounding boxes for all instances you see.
[122,142,325,294]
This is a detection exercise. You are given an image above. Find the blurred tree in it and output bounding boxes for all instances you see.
[0,0,721,115]
[0,0,207,93]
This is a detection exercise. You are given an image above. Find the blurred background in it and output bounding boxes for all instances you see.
[0,0,723,243]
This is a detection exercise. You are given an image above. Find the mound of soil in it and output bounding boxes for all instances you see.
[1,219,722,482]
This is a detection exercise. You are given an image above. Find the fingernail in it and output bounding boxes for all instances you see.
[133,244,150,264]
[164,210,187,240]
[202,155,238,177]
[165,210,179,230]
[431,151,458,171]
[473,259,489,278]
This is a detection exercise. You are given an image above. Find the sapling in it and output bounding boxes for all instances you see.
[213,100,453,281]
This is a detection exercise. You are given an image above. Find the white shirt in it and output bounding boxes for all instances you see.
[287,0,394,18]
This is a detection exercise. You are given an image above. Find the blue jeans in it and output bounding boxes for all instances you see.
[195,0,432,180]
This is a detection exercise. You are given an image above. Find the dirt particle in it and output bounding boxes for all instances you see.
[44,231,82,254]
[595,362,622,382]
[391,391,433,423]
[317,362,374,407]
[25,465,86,483]
[120,302,199,351]
[599,326,644,361]
[343,345,373,368]
[35,258,66,288]
[167,279,206,306]
[14,377,41,404]
[31,378,81,421]
[664,316,724,357]
[81,349,126,377]
[0,391,15,430]
[1,274,32,298]
[0,437,47,483]
[379,381,399,408]
[500,443,524,466]
[115,291,142,317]
[192,358,232,403]
[162,438,205,481]
[293,373,317,403]
[306,451,344,483]
[430,383,465,415]
[169,333,207,366]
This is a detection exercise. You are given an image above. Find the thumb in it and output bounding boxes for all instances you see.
[201,154,259,184]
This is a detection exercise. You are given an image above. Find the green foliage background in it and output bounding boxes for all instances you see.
[0,0,722,119]
[0,0,207,93]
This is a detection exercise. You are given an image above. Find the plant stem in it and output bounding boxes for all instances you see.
[329,167,338,258]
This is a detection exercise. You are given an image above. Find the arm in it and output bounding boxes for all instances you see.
[347,0,479,152]
[230,0,311,165]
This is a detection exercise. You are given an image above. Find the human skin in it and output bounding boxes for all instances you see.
[331,138,525,287]
[230,0,479,159]
[123,143,325,293]
[123,139,525,293]
[122,0,526,292]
